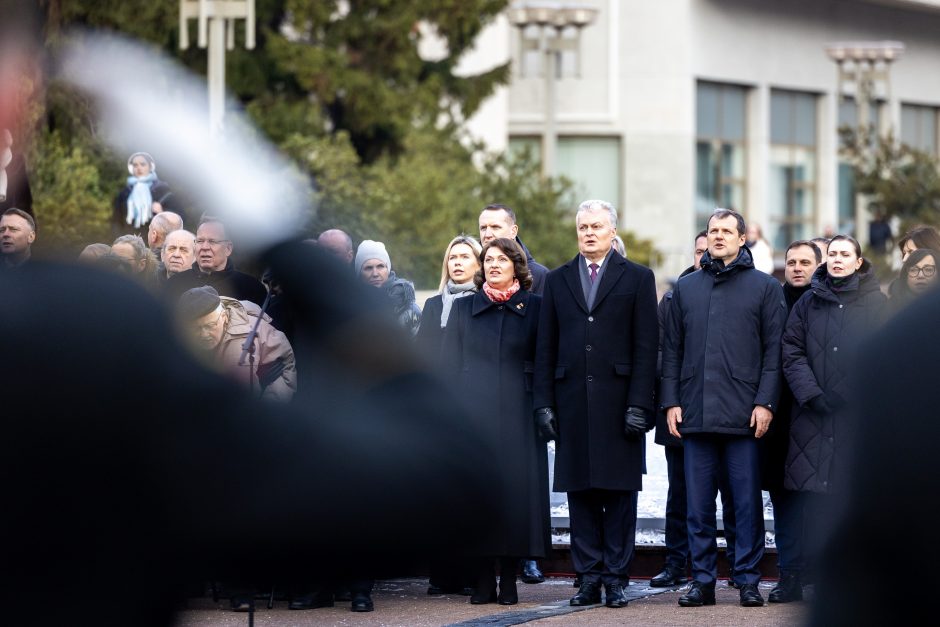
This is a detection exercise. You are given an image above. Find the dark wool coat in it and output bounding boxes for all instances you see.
[782,261,886,494]
[441,289,551,558]
[654,265,696,448]
[759,281,811,491]
[415,294,445,358]
[661,247,786,435]
[533,251,658,492]
[517,237,549,296]
[165,259,268,307]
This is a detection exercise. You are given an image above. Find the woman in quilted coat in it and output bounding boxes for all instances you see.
[780,234,886,589]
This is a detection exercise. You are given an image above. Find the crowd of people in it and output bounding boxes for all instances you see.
[2,149,940,615]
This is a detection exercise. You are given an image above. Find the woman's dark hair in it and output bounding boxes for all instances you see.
[474,237,532,291]
[900,248,939,288]
[898,225,940,255]
[828,234,862,258]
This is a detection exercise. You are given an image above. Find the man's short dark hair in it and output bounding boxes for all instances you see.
[706,208,745,236]
[695,230,707,241]
[481,204,517,226]
[786,240,822,264]
[2,208,36,233]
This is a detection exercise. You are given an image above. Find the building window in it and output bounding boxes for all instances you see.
[768,89,817,250]
[509,136,622,208]
[901,104,938,156]
[837,98,880,236]
[695,82,747,232]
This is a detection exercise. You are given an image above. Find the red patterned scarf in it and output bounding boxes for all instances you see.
[482,279,520,303]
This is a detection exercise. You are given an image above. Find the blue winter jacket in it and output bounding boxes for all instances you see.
[661,246,787,435]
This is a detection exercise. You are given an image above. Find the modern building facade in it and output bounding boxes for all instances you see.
[463,0,940,277]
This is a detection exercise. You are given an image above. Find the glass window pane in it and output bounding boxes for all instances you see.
[793,93,817,146]
[924,111,937,155]
[508,136,542,163]
[839,99,857,128]
[838,162,855,233]
[720,85,746,142]
[770,90,792,144]
[696,141,718,228]
[901,104,921,150]
[720,143,745,179]
[557,137,620,206]
[697,82,720,138]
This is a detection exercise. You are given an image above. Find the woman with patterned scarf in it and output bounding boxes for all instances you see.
[441,237,552,607]
[112,151,178,237]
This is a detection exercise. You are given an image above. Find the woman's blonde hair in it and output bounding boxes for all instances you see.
[438,235,483,293]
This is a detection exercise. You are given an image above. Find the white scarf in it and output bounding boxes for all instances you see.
[0,129,12,201]
[440,280,477,327]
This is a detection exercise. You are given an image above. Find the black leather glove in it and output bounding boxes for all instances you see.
[534,407,558,441]
[256,358,285,389]
[624,406,649,440]
[808,394,831,415]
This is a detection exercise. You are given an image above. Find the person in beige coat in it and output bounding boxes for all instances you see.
[178,285,297,402]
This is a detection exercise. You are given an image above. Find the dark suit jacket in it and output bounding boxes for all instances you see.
[533,250,658,492]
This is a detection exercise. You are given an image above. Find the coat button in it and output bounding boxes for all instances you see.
[586,345,592,351]
[588,316,594,322]
[497,305,504,310]
[839,304,844,309]
[833,346,838,352]
[587,375,593,382]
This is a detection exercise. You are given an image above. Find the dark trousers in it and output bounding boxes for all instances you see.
[663,445,737,572]
[769,487,804,577]
[684,434,764,586]
[567,489,637,586]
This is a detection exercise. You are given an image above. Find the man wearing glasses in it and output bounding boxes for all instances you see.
[167,217,267,306]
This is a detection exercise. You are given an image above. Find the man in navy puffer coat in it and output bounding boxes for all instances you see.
[662,209,786,608]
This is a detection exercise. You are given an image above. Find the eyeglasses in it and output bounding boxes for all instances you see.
[908,265,937,278]
[193,310,225,334]
[194,238,229,247]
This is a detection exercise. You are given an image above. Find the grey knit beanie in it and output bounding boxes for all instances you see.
[355,240,391,275]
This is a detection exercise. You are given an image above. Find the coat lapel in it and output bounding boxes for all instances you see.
[590,253,625,312]
[562,257,590,314]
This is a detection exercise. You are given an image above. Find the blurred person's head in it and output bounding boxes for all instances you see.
[162,229,196,276]
[111,234,157,276]
[785,240,821,288]
[811,237,830,261]
[827,235,863,278]
[706,208,746,263]
[178,286,228,350]
[901,248,938,296]
[0,207,35,263]
[78,243,110,263]
[317,229,354,265]
[475,238,532,292]
[576,200,617,263]
[127,151,156,179]
[439,235,482,292]
[147,211,183,250]
[194,219,232,273]
[746,222,764,245]
[693,230,708,269]
[356,239,391,287]
[478,204,519,245]
[612,235,626,257]
[898,225,940,262]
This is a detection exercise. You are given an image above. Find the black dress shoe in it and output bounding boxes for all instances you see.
[569,581,602,606]
[288,591,334,610]
[604,583,628,608]
[650,567,687,587]
[739,583,764,607]
[497,579,518,605]
[521,560,545,584]
[350,591,374,612]
[768,574,802,603]
[470,588,497,604]
[677,581,716,607]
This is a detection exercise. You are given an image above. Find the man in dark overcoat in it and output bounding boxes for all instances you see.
[533,199,658,609]
[661,208,786,608]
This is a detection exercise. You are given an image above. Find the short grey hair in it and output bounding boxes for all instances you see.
[149,211,184,238]
[576,199,618,228]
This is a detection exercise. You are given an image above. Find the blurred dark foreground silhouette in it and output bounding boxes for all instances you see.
[0,241,499,626]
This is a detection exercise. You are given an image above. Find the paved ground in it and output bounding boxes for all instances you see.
[173,577,808,626]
